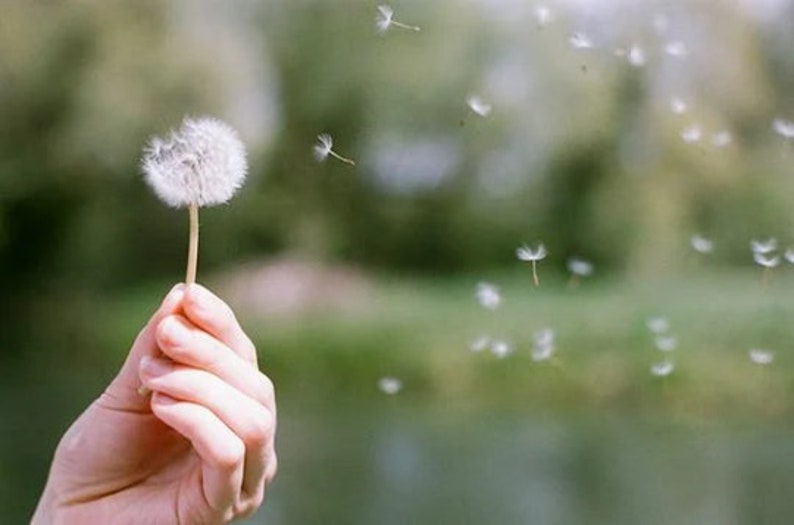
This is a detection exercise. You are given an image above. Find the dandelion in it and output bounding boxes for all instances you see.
[534,5,553,28]
[772,118,794,140]
[569,33,594,49]
[750,238,777,254]
[784,248,794,264]
[490,339,513,359]
[749,348,774,366]
[375,5,420,34]
[627,45,646,67]
[313,133,356,165]
[566,257,593,288]
[646,316,669,334]
[680,124,702,143]
[517,243,547,286]
[475,282,502,310]
[664,41,687,57]
[670,98,689,114]
[378,376,403,395]
[690,234,714,255]
[470,335,491,353]
[711,131,732,148]
[654,335,677,352]
[753,252,780,269]
[650,360,675,377]
[532,328,555,362]
[466,95,492,118]
[142,116,247,285]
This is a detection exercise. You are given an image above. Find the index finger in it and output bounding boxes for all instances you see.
[182,284,257,365]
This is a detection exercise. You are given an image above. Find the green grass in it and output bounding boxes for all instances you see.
[102,270,794,424]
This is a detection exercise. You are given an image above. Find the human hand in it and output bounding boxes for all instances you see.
[32,284,277,524]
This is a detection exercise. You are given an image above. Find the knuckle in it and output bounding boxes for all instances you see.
[242,409,275,447]
[258,374,276,405]
[212,438,245,471]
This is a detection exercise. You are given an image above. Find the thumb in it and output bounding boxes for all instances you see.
[99,284,185,412]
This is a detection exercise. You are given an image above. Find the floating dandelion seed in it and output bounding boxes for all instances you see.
[680,124,703,143]
[375,5,420,34]
[569,33,594,49]
[772,118,794,140]
[475,282,502,310]
[378,376,403,395]
[751,238,777,254]
[532,328,556,362]
[627,45,646,67]
[670,98,689,115]
[646,316,670,334]
[711,131,732,148]
[567,258,594,277]
[784,248,794,264]
[652,14,669,35]
[749,348,774,366]
[470,335,491,353]
[490,339,513,359]
[664,41,688,57]
[534,5,553,27]
[753,252,780,269]
[466,95,492,118]
[313,133,356,166]
[142,116,247,285]
[654,335,677,352]
[690,234,714,255]
[517,243,547,286]
[650,360,675,377]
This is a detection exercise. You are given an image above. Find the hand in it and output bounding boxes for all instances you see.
[32,284,277,524]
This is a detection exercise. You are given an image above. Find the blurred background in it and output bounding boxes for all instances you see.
[2,0,794,522]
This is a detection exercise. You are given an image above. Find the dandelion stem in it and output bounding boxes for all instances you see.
[186,202,199,285]
[330,150,356,166]
[532,261,540,287]
[392,20,421,31]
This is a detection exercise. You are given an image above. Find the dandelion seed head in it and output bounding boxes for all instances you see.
[570,33,594,49]
[534,6,553,27]
[142,116,247,208]
[378,376,403,395]
[532,328,556,362]
[773,118,794,139]
[475,282,502,310]
[749,348,774,366]
[567,257,594,277]
[664,41,688,57]
[751,238,777,254]
[467,95,492,117]
[490,339,513,359]
[655,335,677,352]
[627,45,646,67]
[650,360,675,377]
[681,124,703,143]
[690,234,714,254]
[753,252,780,269]
[375,5,394,33]
[647,316,669,334]
[670,98,689,114]
[784,248,794,264]
[711,131,732,148]
[517,243,547,262]
[313,133,334,162]
[470,335,491,353]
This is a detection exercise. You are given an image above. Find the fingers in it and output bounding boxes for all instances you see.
[141,358,276,501]
[183,284,257,364]
[149,392,244,514]
[100,284,185,411]
[155,315,275,412]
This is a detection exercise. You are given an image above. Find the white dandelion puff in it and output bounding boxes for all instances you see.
[466,95,492,117]
[646,316,670,334]
[690,234,714,254]
[490,339,513,359]
[650,360,675,377]
[784,248,794,264]
[314,133,356,166]
[751,238,777,254]
[378,376,403,395]
[680,124,703,143]
[711,131,732,148]
[534,5,553,27]
[753,252,780,269]
[475,282,502,310]
[773,118,794,139]
[569,33,594,49]
[532,328,556,362]
[627,45,646,67]
[670,98,689,115]
[141,116,248,285]
[567,257,594,277]
[470,335,491,353]
[376,5,420,34]
[654,335,677,352]
[749,348,774,366]
[664,41,688,57]
[517,243,547,287]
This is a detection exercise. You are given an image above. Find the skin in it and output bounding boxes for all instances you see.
[32,284,277,524]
